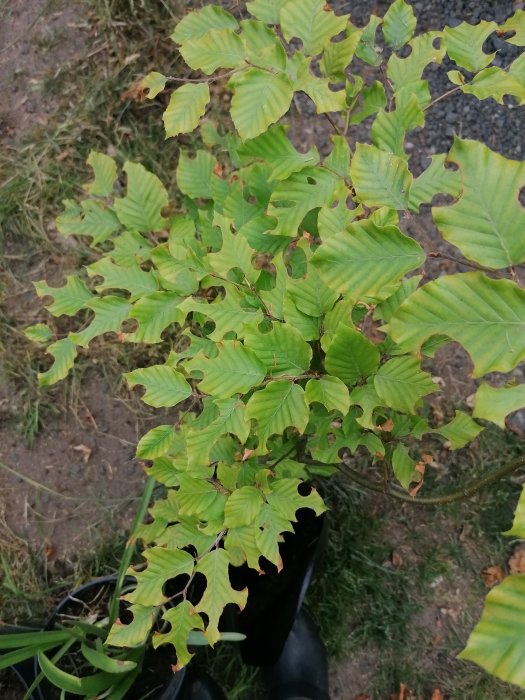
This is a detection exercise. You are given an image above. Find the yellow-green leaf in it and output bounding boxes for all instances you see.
[163,83,210,137]
[473,383,525,429]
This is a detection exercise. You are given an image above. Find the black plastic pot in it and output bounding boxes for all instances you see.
[4,574,186,700]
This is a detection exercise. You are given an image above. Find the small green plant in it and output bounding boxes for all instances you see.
[19,0,525,693]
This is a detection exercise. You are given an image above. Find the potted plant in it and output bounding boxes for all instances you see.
[7,0,525,694]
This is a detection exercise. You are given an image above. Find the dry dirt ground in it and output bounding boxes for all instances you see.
[1,2,525,700]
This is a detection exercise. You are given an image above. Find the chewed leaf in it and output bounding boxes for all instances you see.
[125,365,192,408]
[443,20,497,73]
[246,381,309,452]
[34,275,92,317]
[141,71,167,99]
[473,383,525,429]
[107,605,154,648]
[383,0,417,50]
[114,162,168,233]
[38,338,77,387]
[153,601,205,670]
[124,547,194,606]
[84,151,117,197]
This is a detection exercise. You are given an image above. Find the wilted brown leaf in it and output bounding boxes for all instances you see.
[409,462,426,498]
[509,546,525,574]
[481,564,505,588]
[379,418,394,432]
[431,689,444,700]
[391,550,403,568]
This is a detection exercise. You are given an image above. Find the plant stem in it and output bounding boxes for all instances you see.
[324,113,342,135]
[303,455,525,505]
[108,476,156,627]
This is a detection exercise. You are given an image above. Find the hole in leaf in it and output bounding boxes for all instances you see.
[398,44,412,58]
[432,36,442,50]
[443,161,459,172]
[272,199,295,209]
[346,195,357,210]
[519,186,525,208]
[307,176,317,185]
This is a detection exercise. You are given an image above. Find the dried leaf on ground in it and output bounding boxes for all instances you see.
[481,564,505,587]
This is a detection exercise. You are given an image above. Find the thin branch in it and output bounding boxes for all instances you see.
[323,113,342,136]
[424,85,463,111]
[165,68,241,84]
[302,455,525,506]
[428,251,506,277]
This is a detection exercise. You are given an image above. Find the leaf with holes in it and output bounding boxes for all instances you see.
[126,292,182,344]
[56,199,120,244]
[84,151,117,197]
[194,549,248,644]
[153,601,205,671]
[188,341,266,398]
[387,32,444,90]
[38,338,77,387]
[69,296,131,348]
[388,272,525,377]
[383,0,417,50]
[305,376,350,415]
[434,411,483,449]
[125,365,192,408]
[87,258,158,301]
[141,71,167,100]
[392,443,419,491]
[107,605,154,648]
[473,383,525,429]
[408,153,462,210]
[280,0,349,56]
[34,276,92,317]
[246,381,309,452]
[443,21,496,73]
[433,139,525,268]
[125,548,194,606]
[114,162,168,233]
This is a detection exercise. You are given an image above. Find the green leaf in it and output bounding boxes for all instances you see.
[141,71,167,99]
[238,125,319,181]
[228,68,294,140]
[506,485,525,538]
[24,323,53,344]
[69,296,131,348]
[460,574,525,688]
[500,9,525,46]
[38,338,77,387]
[176,151,215,199]
[179,291,264,341]
[287,273,338,317]
[350,380,384,429]
[179,29,245,75]
[225,525,264,570]
[373,276,421,322]
[374,356,436,414]
[283,295,321,341]
[56,199,120,244]
[435,410,483,449]
[350,143,412,210]
[136,425,178,459]
[246,381,309,452]
[350,81,386,124]
[80,644,137,674]
[37,651,113,696]
[291,54,347,113]
[305,376,350,414]
[114,162,168,233]
[325,324,380,385]
[267,478,326,520]
[188,341,266,398]
[255,503,294,567]
[408,153,462,210]
[311,219,424,300]
[163,83,210,137]
[324,135,351,177]
[34,275,92,316]
[87,258,158,301]
[383,0,417,50]
[461,66,525,104]
[171,6,238,43]
[153,601,204,671]
[355,15,382,66]
[268,167,338,236]
[110,230,153,267]
[244,322,312,377]
[280,0,348,56]
[107,605,155,647]
[391,443,419,491]
[246,0,288,24]
[371,92,424,158]
[84,151,117,197]
[125,548,194,606]
[125,365,192,408]
[127,291,182,344]
[388,272,525,377]
[224,486,264,527]
[473,383,525,429]
[320,27,362,81]
[387,31,444,90]
[432,138,525,268]
[443,20,496,73]
[194,549,248,644]
[209,226,256,282]
[240,19,287,71]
